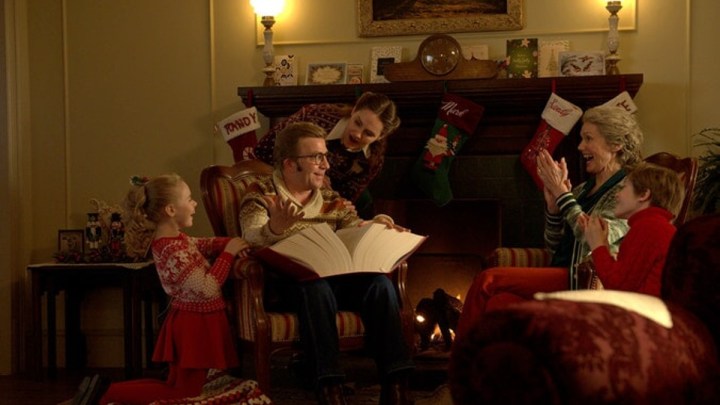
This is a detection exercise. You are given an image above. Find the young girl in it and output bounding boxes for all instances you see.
[583,162,684,296]
[96,173,250,404]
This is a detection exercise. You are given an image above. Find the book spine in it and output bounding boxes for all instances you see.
[253,249,321,282]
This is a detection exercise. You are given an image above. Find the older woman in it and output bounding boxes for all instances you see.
[455,106,644,340]
[253,91,400,205]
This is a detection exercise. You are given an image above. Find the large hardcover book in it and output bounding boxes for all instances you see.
[506,38,539,79]
[255,222,427,281]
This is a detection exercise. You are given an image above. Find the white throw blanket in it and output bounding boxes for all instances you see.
[534,289,673,328]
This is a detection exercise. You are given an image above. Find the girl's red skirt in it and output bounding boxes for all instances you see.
[152,307,239,369]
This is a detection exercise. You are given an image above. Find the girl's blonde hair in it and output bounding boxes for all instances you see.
[123,173,183,259]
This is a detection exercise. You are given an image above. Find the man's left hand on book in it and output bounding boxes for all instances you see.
[362,214,409,233]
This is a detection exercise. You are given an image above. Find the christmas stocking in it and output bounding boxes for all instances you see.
[520,93,583,190]
[600,90,638,113]
[216,106,261,162]
[412,93,485,206]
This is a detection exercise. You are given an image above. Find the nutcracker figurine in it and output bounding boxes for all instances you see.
[109,212,125,260]
[85,213,102,251]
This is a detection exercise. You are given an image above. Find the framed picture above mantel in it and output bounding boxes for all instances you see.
[357,0,524,37]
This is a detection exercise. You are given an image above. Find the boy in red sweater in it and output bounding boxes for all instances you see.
[583,162,684,296]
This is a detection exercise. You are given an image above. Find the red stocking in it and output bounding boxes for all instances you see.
[601,90,638,113]
[520,93,582,190]
[216,106,261,162]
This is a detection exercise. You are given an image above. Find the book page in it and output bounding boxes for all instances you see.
[308,223,353,273]
[263,222,425,279]
[336,223,426,272]
[334,223,375,255]
[268,223,353,277]
[364,227,426,271]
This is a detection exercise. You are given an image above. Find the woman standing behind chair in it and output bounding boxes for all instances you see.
[253,91,400,207]
[455,106,644,340]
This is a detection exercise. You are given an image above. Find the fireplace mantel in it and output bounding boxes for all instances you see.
[238,74,643,157]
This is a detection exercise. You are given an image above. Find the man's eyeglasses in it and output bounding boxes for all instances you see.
[293,152,329,165]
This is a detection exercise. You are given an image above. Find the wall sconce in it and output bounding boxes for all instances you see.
[250,0,285,86]
[605,0,622,75]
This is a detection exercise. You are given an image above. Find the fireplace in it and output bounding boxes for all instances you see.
[374,199,500,305]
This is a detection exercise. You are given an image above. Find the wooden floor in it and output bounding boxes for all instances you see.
[0,350,450,405]
[0,368,128,405]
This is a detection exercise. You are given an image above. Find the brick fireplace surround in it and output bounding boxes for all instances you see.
[238,74,643,302]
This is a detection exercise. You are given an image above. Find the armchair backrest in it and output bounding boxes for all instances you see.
[644,152,698,226]
[661,213,720,350]
[200,159,274,237]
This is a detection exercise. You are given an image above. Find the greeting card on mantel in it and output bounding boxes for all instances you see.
[274,55,298,86]
[506,38,538,79]
[539,40,570,78]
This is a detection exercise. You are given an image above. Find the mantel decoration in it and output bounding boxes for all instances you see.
[382,34,497,82]
[357,0,523,37]
[605,0,623,75]
[250,0,286,86]
[54,199,130,263]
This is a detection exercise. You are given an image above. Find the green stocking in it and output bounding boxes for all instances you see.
[412,93,485,206]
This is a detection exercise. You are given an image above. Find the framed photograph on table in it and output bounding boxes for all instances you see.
[305,63,347,85]
[58,229,85,254]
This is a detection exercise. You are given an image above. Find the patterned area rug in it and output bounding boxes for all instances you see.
[269,382,452,405]
[265,350,452,405]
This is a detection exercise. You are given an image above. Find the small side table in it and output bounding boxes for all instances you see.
[28,261,164,379]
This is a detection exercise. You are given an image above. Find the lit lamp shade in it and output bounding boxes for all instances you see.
[250,0,285,17]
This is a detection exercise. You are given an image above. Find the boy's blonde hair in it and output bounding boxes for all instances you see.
[627,162,684,217]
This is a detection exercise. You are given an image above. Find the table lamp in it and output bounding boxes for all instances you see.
[250,0,285,86]
[605,1,622,75]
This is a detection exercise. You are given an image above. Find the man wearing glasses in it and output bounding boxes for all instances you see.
[239,122,414,405]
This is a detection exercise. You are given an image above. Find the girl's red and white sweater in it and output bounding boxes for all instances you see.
[151,233,234,312]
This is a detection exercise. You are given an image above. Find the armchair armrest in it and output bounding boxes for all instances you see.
[486,247,552,268]
[230,258,270,344]
[391,261,415,353]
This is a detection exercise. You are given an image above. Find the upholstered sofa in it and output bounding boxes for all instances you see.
[449,213,720,404]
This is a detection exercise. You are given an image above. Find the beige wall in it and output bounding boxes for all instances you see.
[2,0,719,372]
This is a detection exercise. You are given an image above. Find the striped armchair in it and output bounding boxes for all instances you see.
[486,152,698,270]
[486,247,553,268]
[200,160,414,391]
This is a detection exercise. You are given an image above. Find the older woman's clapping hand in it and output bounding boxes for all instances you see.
[537,149,572,213]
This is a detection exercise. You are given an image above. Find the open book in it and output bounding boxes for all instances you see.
[254,222,427,281]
